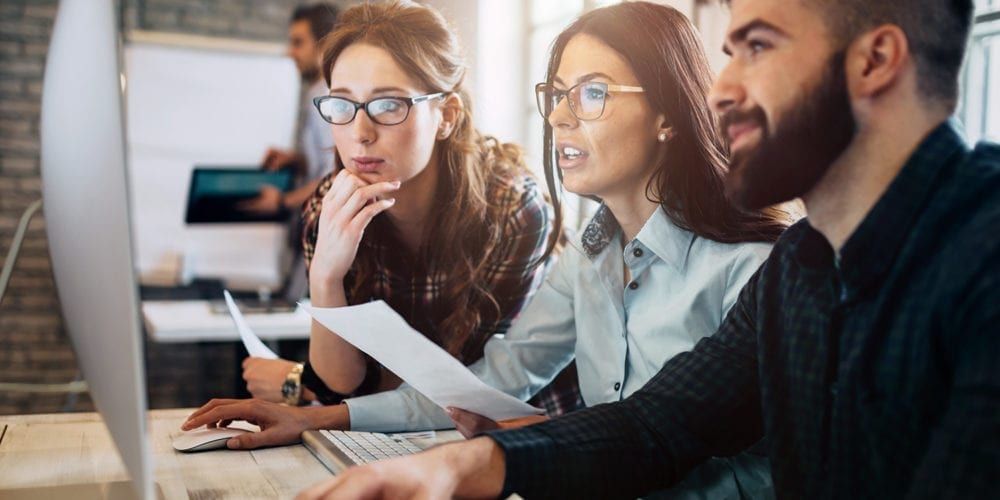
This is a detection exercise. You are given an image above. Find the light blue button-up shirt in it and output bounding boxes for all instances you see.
[344,205,772,432]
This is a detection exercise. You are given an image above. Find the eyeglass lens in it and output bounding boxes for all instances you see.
[317,97,410,125]
[536,82,608,121]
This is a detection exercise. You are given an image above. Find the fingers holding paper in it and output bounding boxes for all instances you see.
[242,357,298,402]
[447,407,550,439]
[446,407,500,438]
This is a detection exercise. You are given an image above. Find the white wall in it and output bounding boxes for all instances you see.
[694,2,732,75]
[422,0,526,146]
[647,0,731,73]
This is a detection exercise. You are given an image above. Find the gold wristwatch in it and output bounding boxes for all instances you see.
[282,362,305,406]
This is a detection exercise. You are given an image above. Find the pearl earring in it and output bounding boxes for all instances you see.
[658,131,668,142]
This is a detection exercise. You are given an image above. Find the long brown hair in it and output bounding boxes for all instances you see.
[543,2,790,243]
[320,1,559,360]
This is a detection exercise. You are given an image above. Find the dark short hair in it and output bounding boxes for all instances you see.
[723,0,974,106]
[291,3,340,41]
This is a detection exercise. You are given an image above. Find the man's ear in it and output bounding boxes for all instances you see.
[846,24,910,100]
[438,93,463,140]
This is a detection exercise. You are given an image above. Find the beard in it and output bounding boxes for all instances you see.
[721,51,857,210]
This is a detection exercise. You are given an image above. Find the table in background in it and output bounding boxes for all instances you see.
[142,300,311,343]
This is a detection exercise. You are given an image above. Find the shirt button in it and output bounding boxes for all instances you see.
[613,382,621,391]
[633,248,643,258]
[628,281,639,290]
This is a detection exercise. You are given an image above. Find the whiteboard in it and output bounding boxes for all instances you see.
[124,33,300,290]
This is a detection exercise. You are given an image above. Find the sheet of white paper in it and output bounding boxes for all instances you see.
[301,301,544,421]
[223,290,278,359]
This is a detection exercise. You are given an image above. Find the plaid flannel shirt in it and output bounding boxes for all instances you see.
[302,169,581,415]
[490,122,1000,499]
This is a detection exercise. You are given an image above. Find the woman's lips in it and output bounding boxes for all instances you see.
[351,157,385,173]
[556,142,589,170]
[558,153,589,170]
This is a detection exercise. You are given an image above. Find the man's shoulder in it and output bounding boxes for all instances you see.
[767,219,812,259]
[961,140,1000,184]
[919,141,1000,286]
[939,140,1000,241]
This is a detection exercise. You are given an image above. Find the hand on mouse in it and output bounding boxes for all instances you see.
[181,398,319,449]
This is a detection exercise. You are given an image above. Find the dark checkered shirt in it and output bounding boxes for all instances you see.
[489,122,1000,499]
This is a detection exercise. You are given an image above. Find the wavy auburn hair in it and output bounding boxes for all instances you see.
[543,2,791,244]
[320,1,559,360]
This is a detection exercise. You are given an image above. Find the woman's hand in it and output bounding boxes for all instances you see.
[181,398,331,449]
[447,407,551,439]
[241,357,296,403]
[309,169,400,296]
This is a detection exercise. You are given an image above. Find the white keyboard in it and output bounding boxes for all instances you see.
[318,430,422,465]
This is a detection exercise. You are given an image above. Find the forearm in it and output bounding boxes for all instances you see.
[308,282,367,393]
[486,398,687,499]
[485,331,765,499]
[302,401,351,430]
[433,437,506,499]
[346,386,454,432]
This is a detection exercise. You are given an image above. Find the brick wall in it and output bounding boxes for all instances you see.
[0,0,347,415]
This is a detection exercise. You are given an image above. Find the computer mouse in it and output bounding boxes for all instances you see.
[172,427,252,452]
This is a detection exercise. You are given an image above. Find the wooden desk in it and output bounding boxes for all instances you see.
[0,408,461,499]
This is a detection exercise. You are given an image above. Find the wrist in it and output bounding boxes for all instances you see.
[309,280,345,307]
[301,387,317,402]
[440,437,506,498]
[305,403,350,430]
[281,362,305,406]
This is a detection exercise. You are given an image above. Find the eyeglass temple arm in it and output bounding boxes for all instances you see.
[606,84,644,93]
[411,92,447,104]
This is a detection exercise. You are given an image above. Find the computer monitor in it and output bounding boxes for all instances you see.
[40,0,153,498]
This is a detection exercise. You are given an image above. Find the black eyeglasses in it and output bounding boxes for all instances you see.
[535,81,644,121]
[313,92,447,126]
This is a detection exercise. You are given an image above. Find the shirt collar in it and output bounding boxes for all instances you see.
[830,121,968,297]
[579,204,619,258]
[632,207,695,271]
[576,204,694,271]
